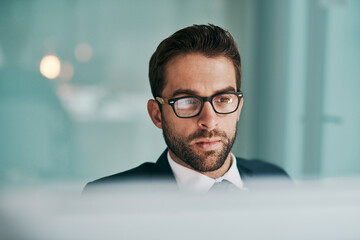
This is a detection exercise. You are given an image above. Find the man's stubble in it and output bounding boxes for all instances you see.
[161,115,237,172]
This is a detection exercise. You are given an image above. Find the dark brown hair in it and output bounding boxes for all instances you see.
[149,24,241,98]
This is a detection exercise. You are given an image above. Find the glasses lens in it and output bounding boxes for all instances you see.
[174,97,201,117]
[212,93,239,113]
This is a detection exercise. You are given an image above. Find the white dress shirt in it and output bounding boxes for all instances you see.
[167,151,245,193]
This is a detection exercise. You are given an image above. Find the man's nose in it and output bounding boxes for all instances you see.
[197,101,218,130]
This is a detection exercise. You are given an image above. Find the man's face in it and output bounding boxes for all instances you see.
[155,53,242,173]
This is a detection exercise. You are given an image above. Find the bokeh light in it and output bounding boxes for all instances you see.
[40,55,61,79]
[74,43,92,62]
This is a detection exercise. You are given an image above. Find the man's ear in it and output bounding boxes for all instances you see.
[147,99,162,129]
[237,97,244,121]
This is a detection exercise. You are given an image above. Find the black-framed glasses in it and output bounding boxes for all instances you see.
[156,92,243,118]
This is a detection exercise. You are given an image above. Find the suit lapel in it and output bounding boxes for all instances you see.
[236,157,254,183]
[153,149,176,180]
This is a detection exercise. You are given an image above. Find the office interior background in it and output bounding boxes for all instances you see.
[0,0,359,187]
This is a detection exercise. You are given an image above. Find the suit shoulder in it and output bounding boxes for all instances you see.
[90,162,156,183]
[83,162,156,193]
[236,157,290,177]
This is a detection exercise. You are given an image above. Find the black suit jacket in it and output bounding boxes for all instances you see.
[83,149,290,193]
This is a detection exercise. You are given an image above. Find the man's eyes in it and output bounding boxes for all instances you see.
[177,95,233,104]
[183,98,198,104]
[215,96,232,103]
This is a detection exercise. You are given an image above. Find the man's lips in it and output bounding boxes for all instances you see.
[193,138,222,150]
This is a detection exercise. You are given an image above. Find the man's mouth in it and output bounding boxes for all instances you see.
[194,138,222,151]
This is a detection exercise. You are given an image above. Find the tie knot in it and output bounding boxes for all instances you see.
[209,179,238,192]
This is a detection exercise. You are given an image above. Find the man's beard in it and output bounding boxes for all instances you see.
[162,117,237,172]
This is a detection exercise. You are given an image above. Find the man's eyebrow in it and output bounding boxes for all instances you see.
[171,86,236,98]
[171,89,199,97]
[213,86,236,94]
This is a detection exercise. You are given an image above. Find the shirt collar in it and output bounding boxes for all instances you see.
[167,151,245,193]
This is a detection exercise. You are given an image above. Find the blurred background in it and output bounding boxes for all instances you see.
[0,0,359,187]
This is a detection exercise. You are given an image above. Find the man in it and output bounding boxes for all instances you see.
[83,24,289,194]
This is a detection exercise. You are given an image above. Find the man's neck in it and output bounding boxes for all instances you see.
[168,150,233,179]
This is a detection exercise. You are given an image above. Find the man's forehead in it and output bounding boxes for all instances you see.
[162,53,237,97]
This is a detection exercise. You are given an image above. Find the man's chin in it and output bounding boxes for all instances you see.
[188,152,227,172]
[193,162,225,172]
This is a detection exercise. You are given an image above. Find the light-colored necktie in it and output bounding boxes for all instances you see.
[209,179,239,192]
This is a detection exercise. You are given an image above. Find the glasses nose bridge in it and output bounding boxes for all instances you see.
[200,96,214,104]
[199,96,216,112]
